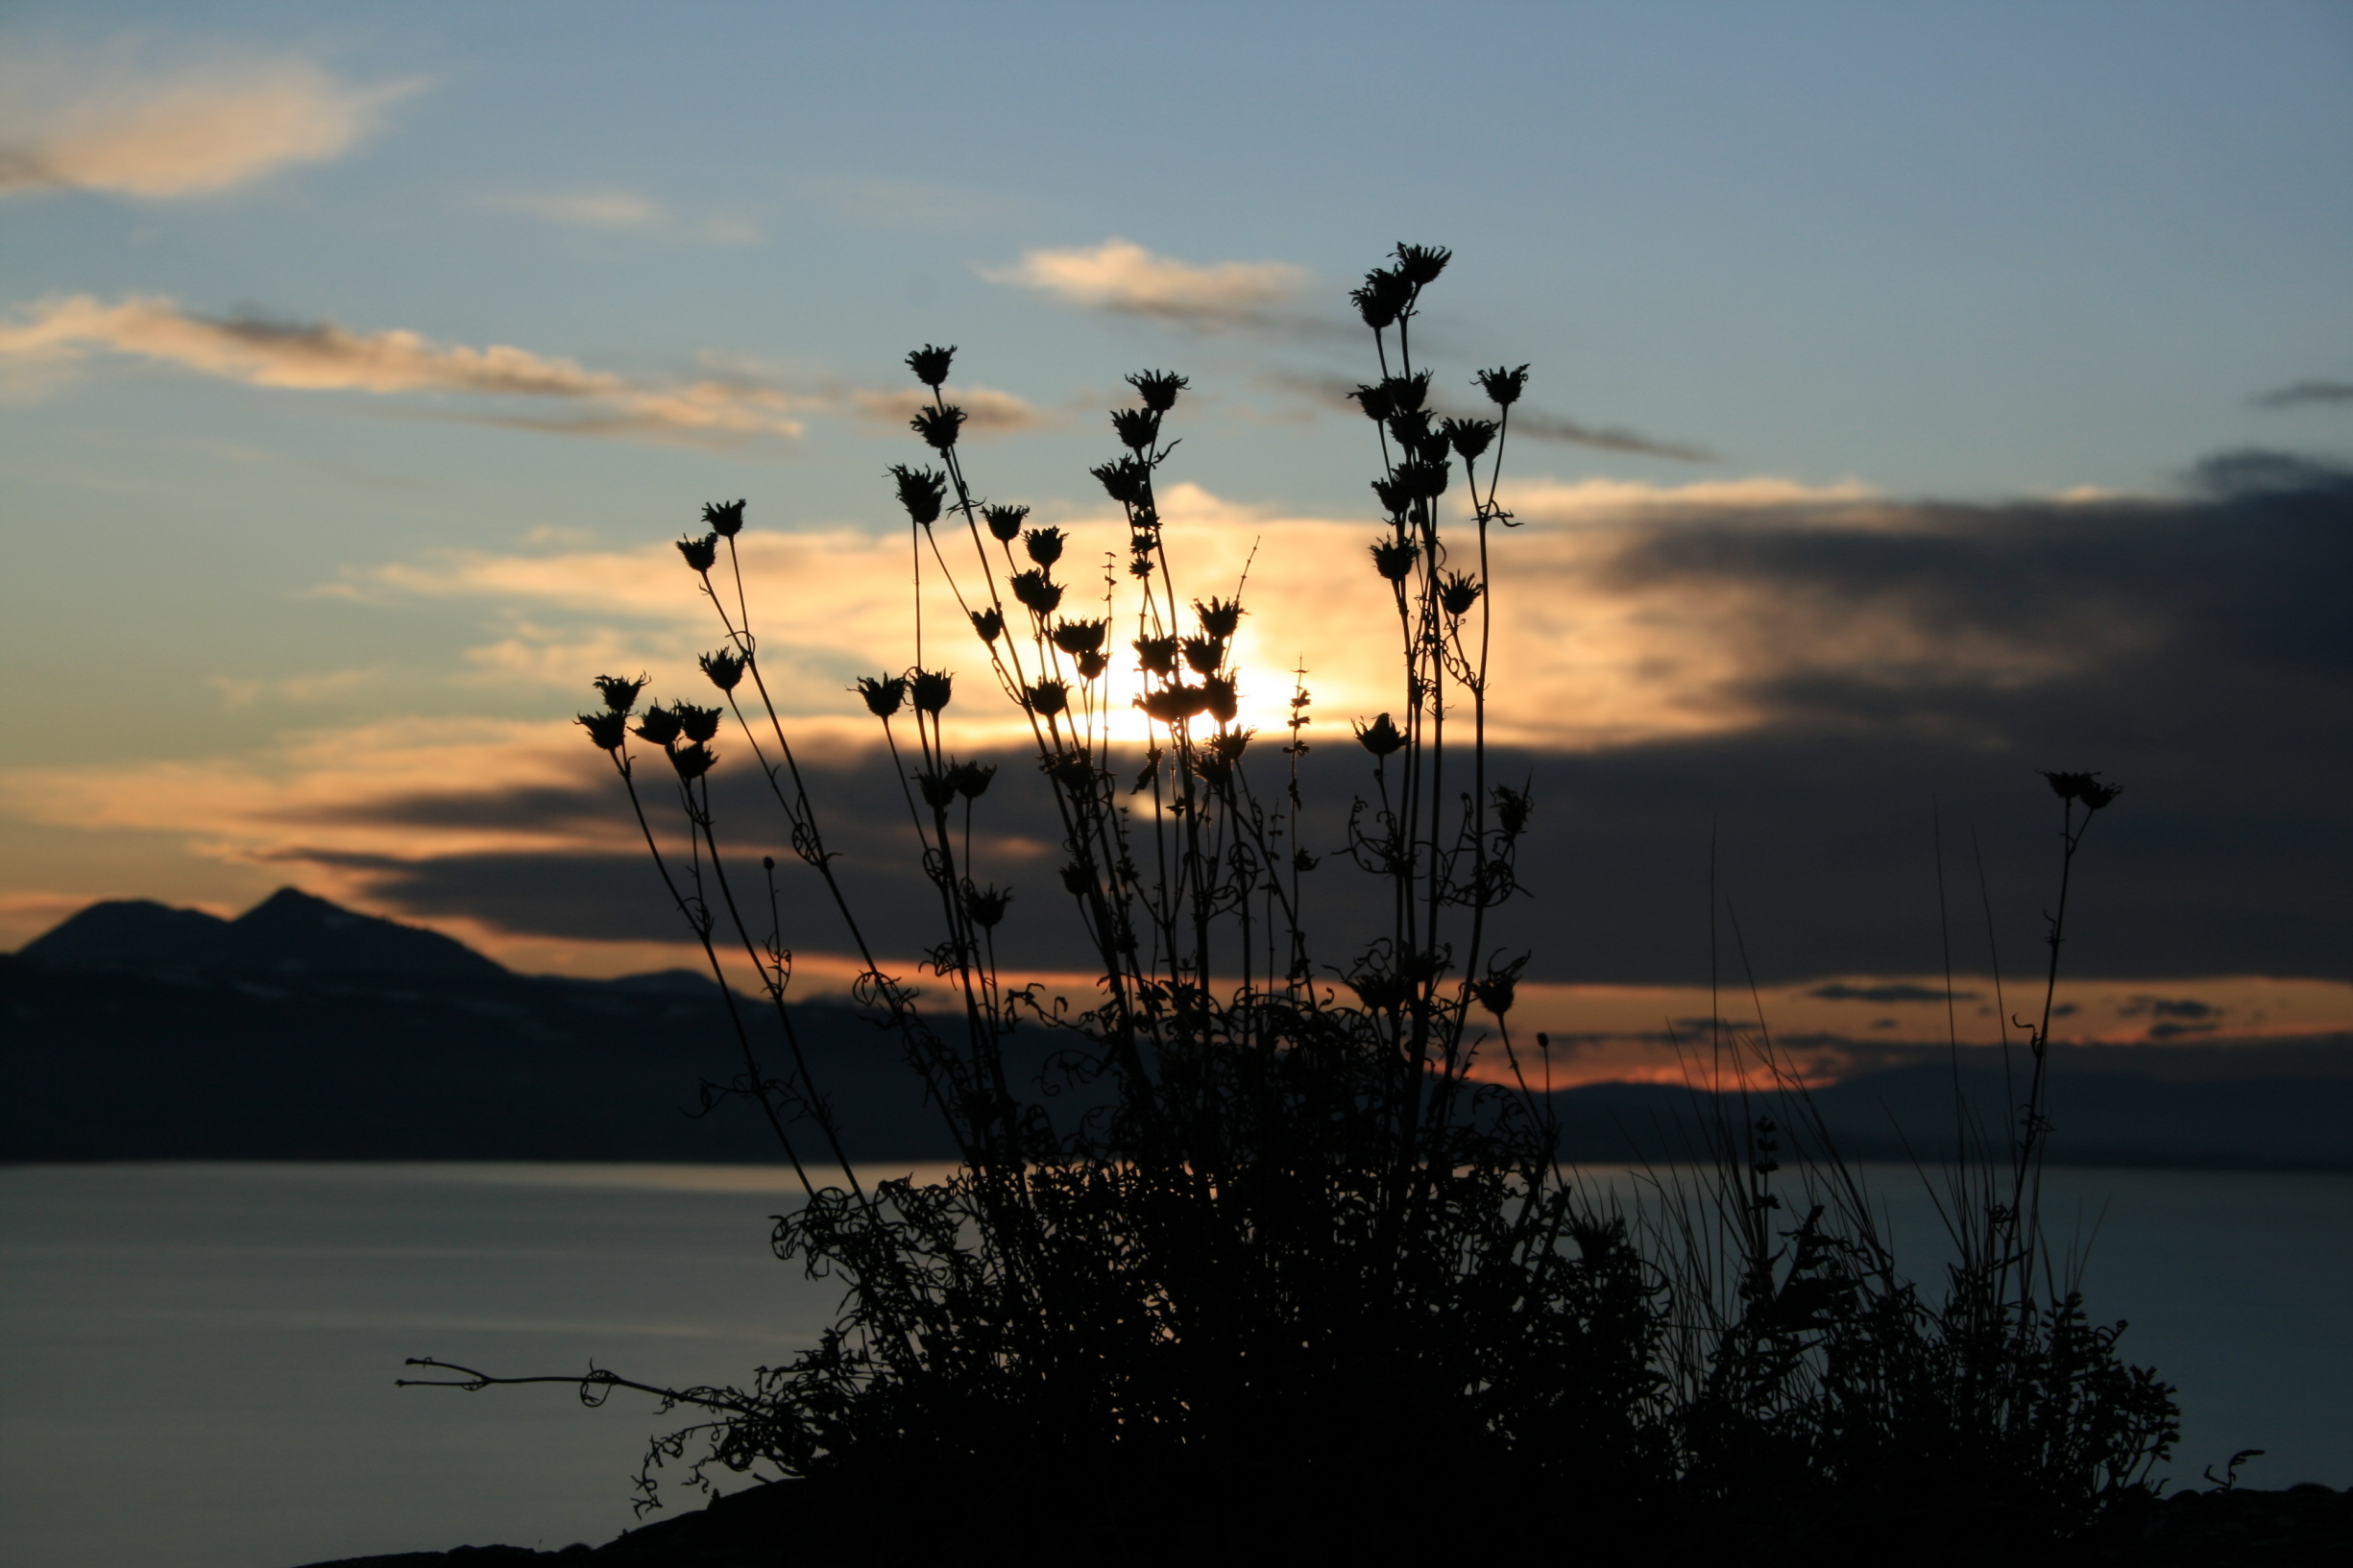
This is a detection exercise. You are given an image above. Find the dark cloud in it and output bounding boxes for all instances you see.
[2249,380,2353,410]
[1808,982,1976,1004]
[296,456,2351,989]
[1505,411,1715,462]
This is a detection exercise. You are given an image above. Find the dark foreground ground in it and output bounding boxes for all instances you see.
[288,1479,2353,1568]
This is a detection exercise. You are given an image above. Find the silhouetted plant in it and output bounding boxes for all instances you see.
[405,247,2175,1563]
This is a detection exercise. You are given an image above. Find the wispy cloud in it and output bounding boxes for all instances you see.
[486,189,764,246]
[0,293,808,438]
[2250,379,2353,410]
[803,176,1013,233]
[982,238,1312,331]
[0,48,419,198]
[1258,369,1713,460]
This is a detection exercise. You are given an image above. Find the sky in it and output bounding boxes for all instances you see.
[3,0,2349,1077]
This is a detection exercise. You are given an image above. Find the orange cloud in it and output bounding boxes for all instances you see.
[0,294,809,437]
[0,51,419,198]
[982,238,1312,328]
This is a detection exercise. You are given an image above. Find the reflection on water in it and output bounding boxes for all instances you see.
[2,1162,2347,1568]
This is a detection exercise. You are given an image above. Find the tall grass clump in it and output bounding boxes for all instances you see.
[408,247,2177,1563]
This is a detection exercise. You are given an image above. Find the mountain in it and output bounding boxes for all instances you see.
[21,887,504,980]
[7,891,2350,1168]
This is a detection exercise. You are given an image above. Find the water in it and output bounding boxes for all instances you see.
[2,1162,2347,1568]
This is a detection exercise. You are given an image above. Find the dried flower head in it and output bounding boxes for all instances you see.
[1076,649,1108,681]
[906,344,955,387]
[1009,570,1063,616]
[910,403,966,451]
[1351,267,1411,331]
[1398,459,1450,500]
[971,607,1005,643]
[1383,372,1432,415]
[889,465,947,526]
[1371,537,1417,583]
[634,706,684,747]
[1091,457,1151,504]
[1058,860,1092,896]
[1470,970,1518,1019]
[1052,618,1106,656]
[1350,383,1395,423]
[948,760,997,800]
[1354,712,1408,758]
[1109,407,1162,453]
[702,500,746,538]
[1413,431,1453,468]
[1140,683,1212,724]
[677,533,719,572]
[1477,364,1530,408]
[1439,572,1484,617]
[982,503,1030,543]
[910,668,953,715]
[1194,597,1244,639]
[577,711,629,751]
[1441,418,1498,463]
[1209,729,1252,765]
[962,883,1011,929]
[673,702,723,744]
[1492,784,1533,837]
[1181,636,1225,676]
[1386,408,1432,448]
[2080,780,2123,810]
[1127,370,1188,412]
[1023,526,1067,568]
[1393,242,1451,286]
[698,649,745,692]
[1134,637,1179,677]
[1371,477,1412,519]
[917,769,958,810]
[594,673,648,713]
[667,741,717,781]
[2041,770,2098,802]
[1026,679,1070,717]
[858,674,909,719]
[1202,675,1238,725]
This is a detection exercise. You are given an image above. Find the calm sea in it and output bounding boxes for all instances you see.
[3,1162,2347,1568]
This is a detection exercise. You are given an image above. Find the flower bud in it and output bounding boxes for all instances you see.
[1052,618,1105,656]
[983,503,1029,543]
[634,706,684,747]
[1354,712,1407,758]
[1023,526,1066,568]
[1109,407,1160,453]
[910,404,965,451]
[889,465,947,526]
[910,668,953,715]
[698,649,746,692]
[1476,365,1530,408]
[1392,243,1451,287]
[673,703,722,744]
[593,673,647,713]
[858,674,908,719]
[906,344,955,387]
[1010,570,1063,615]
[1126,370,1188,412]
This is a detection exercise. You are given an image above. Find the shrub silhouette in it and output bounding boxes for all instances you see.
[406,247,2177,1564]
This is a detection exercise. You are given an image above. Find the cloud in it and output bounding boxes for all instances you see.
[0,50,419,198]
[1807,982,1976,1004]
[1508,411,1716,462]
[487,190,764,246]
[0,293,808,438]
[982,238,1312,330]
[2250,379,2353,410]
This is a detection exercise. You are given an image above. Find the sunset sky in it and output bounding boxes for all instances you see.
[4,1,2348,1074]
